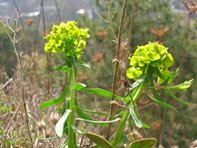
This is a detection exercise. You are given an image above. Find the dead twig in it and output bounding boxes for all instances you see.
[106,0,128,140]
[0,78,13,90]
[4,105,20,135]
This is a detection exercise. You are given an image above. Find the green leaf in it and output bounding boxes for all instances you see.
[55,109,71,137]
[75,106,94,121]
[166,89,189,105]
[77,63,91,69]
[148,95,177,112]
[75,117,120,126]
[84,132,114,148]
[161,68,179,85]
[125,81,144,104]
[147,75,177,112]
[73,83,86,91]
[39,86,69,109]
[129,105,150,129]
[82,88,123,101]
[53,64,71,73]
[168,79,193,91]
[76,107,109,117]
[162,53,174,68]
[71,127,114,147]
[128,138,156,148]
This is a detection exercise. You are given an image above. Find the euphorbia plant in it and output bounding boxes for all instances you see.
[41,21,89,147]
[40,21,123,147]
[111,42,193,147]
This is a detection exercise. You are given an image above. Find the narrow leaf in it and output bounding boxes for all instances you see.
[84,132,114,148]
[73,83,86,91]
[79,63,91,69]
[148,95,177,112]
[39,86,69,109]
[83,88,123,100]
[161,68,179,85]
[129,105,150,128]
[75,106,93,121]
[52,64,71,73]
[55,109,71,137]
[75,118,120,126]
[148,76,177,112]
[168,79,193,91]
[76,107,109,117]
[128,138,156,148]
[125,82,144,104]
[166,89,189,105]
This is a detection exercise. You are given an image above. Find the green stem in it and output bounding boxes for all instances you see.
[111,81,144,147]
[68,62,76,148]
[111,110,129,147]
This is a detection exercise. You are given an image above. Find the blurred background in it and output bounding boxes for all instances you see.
[0,0,196,147]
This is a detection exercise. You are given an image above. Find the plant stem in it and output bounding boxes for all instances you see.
[68,62,76,148]
[111,82,144,147]
[111,110,129,146]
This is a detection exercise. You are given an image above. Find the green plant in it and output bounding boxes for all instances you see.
[111,42,192,147]
[42,21,89,147]
[40,21,122,147]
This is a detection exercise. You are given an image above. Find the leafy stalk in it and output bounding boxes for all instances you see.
[111,81,144,146]
[111,111,130,146]
[68,61,76,147]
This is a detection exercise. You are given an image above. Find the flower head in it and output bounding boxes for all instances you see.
[126,42,174,80]
[44,21,89,58]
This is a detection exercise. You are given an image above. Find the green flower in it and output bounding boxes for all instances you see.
[126,67,143,79]
[44,21,89,58]
[126,42,174,80]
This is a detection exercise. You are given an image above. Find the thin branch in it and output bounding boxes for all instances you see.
[54,0,62,22]
[0,78,13,90]
[177,13,191,82]
[12,0,32,55]
[128,0,135,48]
[41,0,51,96]
[94,7,109,23]
[106,0,128,140]
[4,105,20,134]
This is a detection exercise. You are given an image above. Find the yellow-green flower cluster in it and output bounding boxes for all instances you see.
[44,21,89,58]
[126,42,174,80]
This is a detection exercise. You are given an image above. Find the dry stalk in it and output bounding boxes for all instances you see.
[54,0,62,22]
[12,0,32,57]
[178,0,197,81]
[0,20,33,147]
[0,78,13,90]
[106,0,128,140]
[128,0,135,48]
[4,105,20,134]
[41,0,51,96]
[93,1,117,39]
